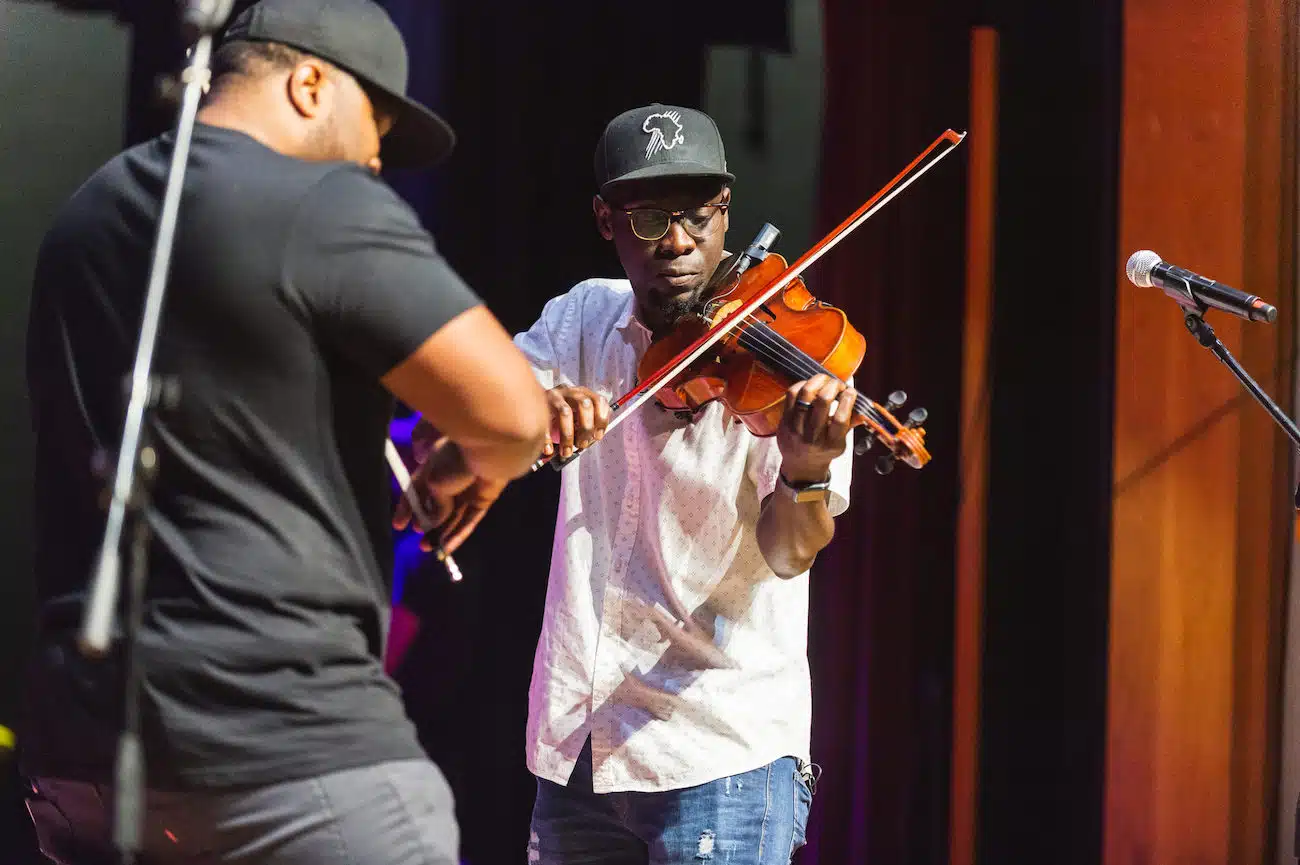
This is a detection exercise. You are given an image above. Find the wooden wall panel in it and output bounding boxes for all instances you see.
[1108,0,1296,862]
[1233,6,1296,864]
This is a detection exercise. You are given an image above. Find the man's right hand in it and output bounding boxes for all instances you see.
[392,434,510,554]
[545,386,612,461]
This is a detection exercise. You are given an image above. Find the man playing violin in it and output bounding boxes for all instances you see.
[516,104,856,865]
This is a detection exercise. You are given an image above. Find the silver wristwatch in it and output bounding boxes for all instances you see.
[778,472,832,504]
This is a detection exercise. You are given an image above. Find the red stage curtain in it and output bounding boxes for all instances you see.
[803,2,972,862]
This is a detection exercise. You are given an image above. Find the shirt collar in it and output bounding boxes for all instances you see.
[615,289,652,338]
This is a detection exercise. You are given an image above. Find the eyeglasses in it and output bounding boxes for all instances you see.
[621,204,729,242]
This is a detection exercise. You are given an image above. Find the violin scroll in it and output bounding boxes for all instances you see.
[852,388,930,475]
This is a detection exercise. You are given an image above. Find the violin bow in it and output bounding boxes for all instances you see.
[535,128,967,472]
[384,438,465,582]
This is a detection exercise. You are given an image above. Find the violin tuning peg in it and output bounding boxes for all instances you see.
[853,429,874,456]
[906,407,928,428]
[886,390,907,411]
[875,454,896,476]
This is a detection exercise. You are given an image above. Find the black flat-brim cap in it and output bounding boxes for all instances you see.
[222,0,455,169]
[595,104,735,200]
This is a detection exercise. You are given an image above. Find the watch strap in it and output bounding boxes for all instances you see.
[779,472,832,503]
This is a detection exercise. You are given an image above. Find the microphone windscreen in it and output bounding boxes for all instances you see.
[1126,250,1162,288]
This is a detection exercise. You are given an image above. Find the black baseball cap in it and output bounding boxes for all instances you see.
[222,0,455,169]
[594,103,735,200]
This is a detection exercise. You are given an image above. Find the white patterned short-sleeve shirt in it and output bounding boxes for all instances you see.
[515,278,853,794]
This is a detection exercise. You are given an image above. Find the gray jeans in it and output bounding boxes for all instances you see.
[25,759,458,865]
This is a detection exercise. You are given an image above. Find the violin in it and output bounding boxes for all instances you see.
[637,227,928,474]
[532,128,966,475]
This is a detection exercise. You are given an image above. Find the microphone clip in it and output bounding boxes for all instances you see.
[1182,310,1217,349]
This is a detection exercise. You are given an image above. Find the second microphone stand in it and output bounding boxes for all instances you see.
[1179,309,1300,508]
[78,3,233,859]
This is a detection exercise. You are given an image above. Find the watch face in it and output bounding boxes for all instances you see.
[792,485,831,504]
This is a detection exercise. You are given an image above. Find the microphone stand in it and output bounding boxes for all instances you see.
[1180,308,1300,509]
[78,3,233,862]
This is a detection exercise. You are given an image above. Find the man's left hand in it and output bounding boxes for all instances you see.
[777,374,859,483]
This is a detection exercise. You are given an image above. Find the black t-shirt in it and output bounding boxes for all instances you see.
[20,124,478,790]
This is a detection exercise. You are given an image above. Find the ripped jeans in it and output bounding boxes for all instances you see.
[528,738,814,865]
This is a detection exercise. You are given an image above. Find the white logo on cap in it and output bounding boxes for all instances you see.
[643,110,685,160]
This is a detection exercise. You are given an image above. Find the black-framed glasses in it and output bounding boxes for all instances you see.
[622,204,729,242]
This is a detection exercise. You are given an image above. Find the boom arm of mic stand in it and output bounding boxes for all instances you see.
[1181,311,1300,509]
[81,33,216,657]
[78,18,229,863]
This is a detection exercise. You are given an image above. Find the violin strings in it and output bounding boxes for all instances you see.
[724,318,896,432]
[702,312,822,382]
[731,321,869,416]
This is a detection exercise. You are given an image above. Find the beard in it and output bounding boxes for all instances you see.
[647,279,709,331]
[656,294,694,326]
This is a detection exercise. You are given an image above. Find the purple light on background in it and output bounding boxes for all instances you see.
[389,413,420,449]
[390,531,426,607]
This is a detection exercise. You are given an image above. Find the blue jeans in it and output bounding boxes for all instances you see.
[528,739,814,864]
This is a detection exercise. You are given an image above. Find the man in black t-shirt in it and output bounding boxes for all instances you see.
[20,1,549,863]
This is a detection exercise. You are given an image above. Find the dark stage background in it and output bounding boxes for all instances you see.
[3,1,1125,863]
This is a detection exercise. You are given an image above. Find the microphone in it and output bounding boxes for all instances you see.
[1126,250,1277,323]
[181,0,237,41]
